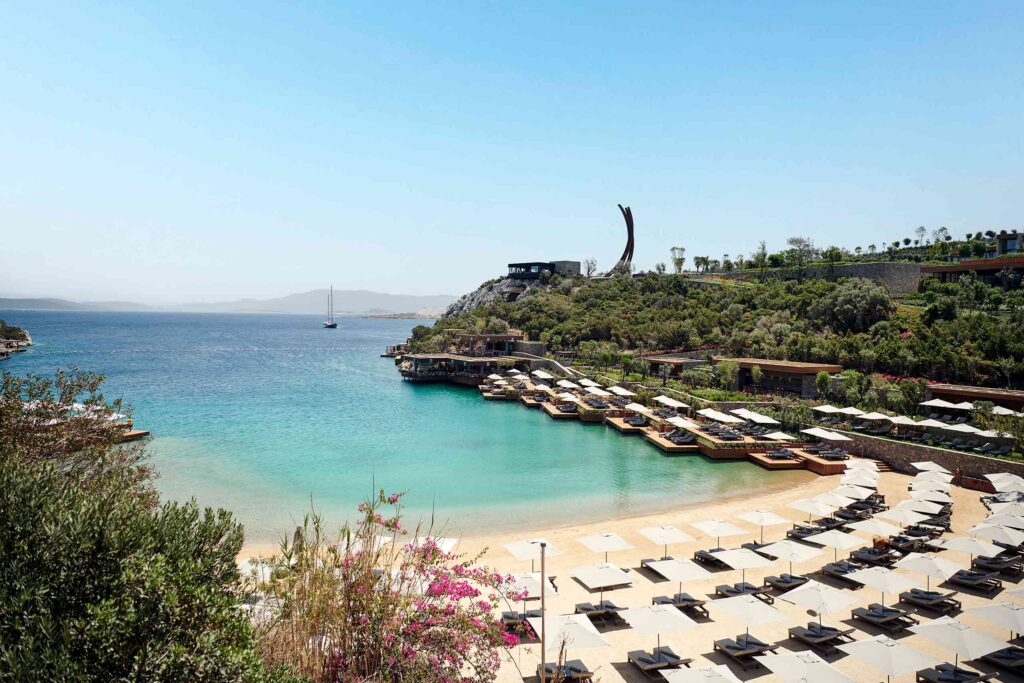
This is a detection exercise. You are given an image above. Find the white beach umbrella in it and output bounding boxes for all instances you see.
[910,617,1007,669]
[607,385,636,397]
[813,493,856,509]
[486,373,503,381]
[569,563,632,602]
[838,635,942,682]
[754,651,853,683]
[764,431,797,441]
[831,485,875,500]
[620,604,697,653]
[730,408,779,424]
[583,386,611,397]
[951,401,975,410]
[888,415,919,426]
[507,572,558,600]
[987,472,1024,487]
[837,406,865,416]
[805,529,862,561]
[556,379,581,389]
[945,423,982,434]
[696,408,743,423]
[858,411,891,421]
[781,579,857,626]
[812,405,841,414]
[991,502,1024,516]
[710,548,774,583]
[407,536,457,553]
[667,416,699,430]
[847,518,903,538]
[994,481,1024,496]
[710,594,784,635]
[735,509,790,543]
[654,395,690,409]
[788,498,837,519]
[528,613,609,654]
[983,514,1024,530]
[663,665,741,683]
[968,602,1024,639]
[644,558,712,597]
[638,525,695,558]
[846,459,880,471]
[531,369,554,380]
[915,470,954,483]
[876,508,929,527]
[912,461,953,474]
[910,480,952,493]
[758,540,822,574]
[841,472,879,488]
[896,499,945,515]
[921,398,958,409]
[505,538,563,563]
[800,427,852,441]
[577,532,634,561]
[912,489,954,504]
[848,566,921,606]
[624,402,652,415]
[916,418,951,428]
[691,519,747,549]
[940,536,1002,560]
[894,552,963,591]
[970,523,1024,546]
[578,378,600,387]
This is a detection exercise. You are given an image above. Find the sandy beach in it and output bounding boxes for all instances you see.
[241,468,1019,682]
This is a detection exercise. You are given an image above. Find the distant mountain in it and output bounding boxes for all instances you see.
[176,290,455,315]
[0,290,456,316]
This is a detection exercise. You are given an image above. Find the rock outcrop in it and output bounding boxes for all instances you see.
[443,277,537,318]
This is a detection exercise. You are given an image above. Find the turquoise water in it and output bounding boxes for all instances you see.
[1,311,806,543]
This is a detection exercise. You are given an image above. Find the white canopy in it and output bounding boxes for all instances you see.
[504,538,563,562]
[577,532,634,555]
[896,499,945,515]
[486,373,503,380]
[836,406,865,416]
[837,635,941,678]
[993,405,1021,416]
[492,379,508,386]
[531,369,554,380]
[711,594,784,628]
[910,617,1007,662]
[507,572,558,599]
[912,461,952,474]
[944,422,981,434]
[888,415,919,425]
[847,566,921,600]
[800,427,852,441]
[730,408,780,425]
[624,402,651,415]
[805,529,862,551]
[970,523,1024,547]
[841,472,879,488]
[915,470,954,483]
[620,604,698,638]
[951,401,975,410]
[528,614,609,653]
[569,563,633,590]
[584,386,612,397]
[638,525,695,548]
[845,459,880,471]
[968,602,1024,635]
[556,379,581,390]
[758,540,823,565]
[735,509,790,528]
[663,666,741,683]
[912,489,954,504]
[858,411,891,420]
[556,392,580,403]
[921,398,958,409]
[533,383,551,391]
[894,552,963,581]
[754,652,853,683]
[654,395,690,409]
[696,408,744,423]
[876,508,929,526]
[915,418,950,428]
[781,579,856,618]
[812,405,841,414]
[939,536,1002,557]
[764,431,797,441]
[691,519,747,542]
[831,485,876,500]
[667,416,699,430]
[710,548,774,571]
[644,557,712,583]
[813,492,856,508]
[789,498,838,517]
[607,385,636,397]
[846,518,903,537]
[578,378,601,387]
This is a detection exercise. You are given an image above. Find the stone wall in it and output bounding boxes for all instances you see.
[837,428,1024,480]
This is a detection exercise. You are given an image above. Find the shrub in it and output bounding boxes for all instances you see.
[0,459,288,682]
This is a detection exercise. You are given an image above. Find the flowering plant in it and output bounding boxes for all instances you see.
[253,490,525,682]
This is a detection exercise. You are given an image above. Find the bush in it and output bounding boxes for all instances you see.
[0,459,289,682]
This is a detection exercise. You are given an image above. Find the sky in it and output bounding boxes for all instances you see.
[1,2,1022,304]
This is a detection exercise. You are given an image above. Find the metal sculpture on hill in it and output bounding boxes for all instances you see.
[606,204,634,275]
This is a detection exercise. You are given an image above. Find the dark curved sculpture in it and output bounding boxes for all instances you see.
[609,204,634,274]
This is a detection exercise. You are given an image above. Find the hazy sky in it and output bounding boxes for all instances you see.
[2,2,1022,304]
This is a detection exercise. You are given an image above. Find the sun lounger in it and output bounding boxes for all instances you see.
[627,647,692,679]
[905,524,945,539]
[500,608,543,630]
[788,622,855,654]
[822,559,864,583]
[538,659,594,681]
[972,553,1023,575]
[741,541,769,554]
[715,582,774,603]
[693,549,728,567]
[889,535,924,553]
[652,593,709,618]
[915,663,995,682]
[574,600,623,624]
[898,588,960,614]
[835,507,871,521]
[851,604,918,633]
[850,547,898,567]
[763,573,809,592]
[982,646,1024,674]
[787,525,820,541]
[713,635,777,670]
[949,569,1002,593]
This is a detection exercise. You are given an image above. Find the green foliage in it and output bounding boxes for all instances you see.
[0,460,292,682]
[0,320,29,342]
[715,360,739,389]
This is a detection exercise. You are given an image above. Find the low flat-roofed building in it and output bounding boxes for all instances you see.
[927,383,1024,411]
[507,261,581,280]
[922,254,1024,285]
[712,357,843,399]
[399,353,525,386]
[457,333,524,356]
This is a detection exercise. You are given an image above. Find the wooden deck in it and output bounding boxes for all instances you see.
[120,429,151,442]
[482,391,516,401]
[606,416,645,433]
[793,449,849,475]
[541,402,579,419]
[642,429,701,455]
[748,452,805,470]
[520,395,544,408]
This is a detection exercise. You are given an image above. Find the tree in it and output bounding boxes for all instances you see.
[750,365,763,390]
[753,241,769,280]
[933,226,950,243]
[784,236,817,281]
[815,371,831,399]
[854,246,863,256]
[868,244,877,254]
[670,247,686,273]
[583,258,597,278]
[903,237,911,246]
[810,278,895,333]
[0,459,285,682]
[715,360,739,389]
[915,225,927,245]
[655,262,666,275]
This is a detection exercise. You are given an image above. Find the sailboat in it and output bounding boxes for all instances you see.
[323,285,338,328]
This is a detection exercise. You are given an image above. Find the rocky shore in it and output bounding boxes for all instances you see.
[0,324,32,360]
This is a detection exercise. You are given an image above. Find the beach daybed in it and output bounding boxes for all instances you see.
[538,660,594,681]
[851,603,919,633]
[712,634,778,669]
[915,664,996,682]
[763,573,809,592]
[982,646,1024,675]
[898,589,961,614]
[788,622,855,655]
[574,600,623,625]
[714,582,773,603]
[948,569,1002,593]
[972,553,1023,575]
[627,647,692,680]
[822,560,864,585]
[651,593,709,618]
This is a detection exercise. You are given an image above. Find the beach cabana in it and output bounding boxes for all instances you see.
[556,379,581,390]
[578,378,601,387]
[625,402,652,415]
[730,408,780,425]
[653,395,690,410]
[608,385,636,397]
[638,525,695,558]
[697,408,744,424]
[584,386,612,397]
[531,369,554,380]
[800,427,852,441]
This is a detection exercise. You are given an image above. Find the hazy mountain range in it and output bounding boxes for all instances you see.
[0,290,456,316]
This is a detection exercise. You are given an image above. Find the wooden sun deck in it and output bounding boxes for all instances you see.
[748,451,805,470]
[482,391,517,401]
[120,429,151,442]
[791,448,848,476]
[642,429,701,454]
[520,395,545,408]
[578,408,613,423]
[606,416,645,433]
[541,402,579,419]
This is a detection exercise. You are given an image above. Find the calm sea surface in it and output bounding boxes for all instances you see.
[1,311,806,543]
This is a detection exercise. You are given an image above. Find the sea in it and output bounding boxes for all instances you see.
[1,311,807,544]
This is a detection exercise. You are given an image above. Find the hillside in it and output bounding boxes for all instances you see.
[411,273,1024,388]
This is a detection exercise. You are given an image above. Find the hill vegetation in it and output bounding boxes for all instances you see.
[410,273,1024,388]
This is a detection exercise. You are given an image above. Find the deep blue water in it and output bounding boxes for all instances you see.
[1,311,803,543]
